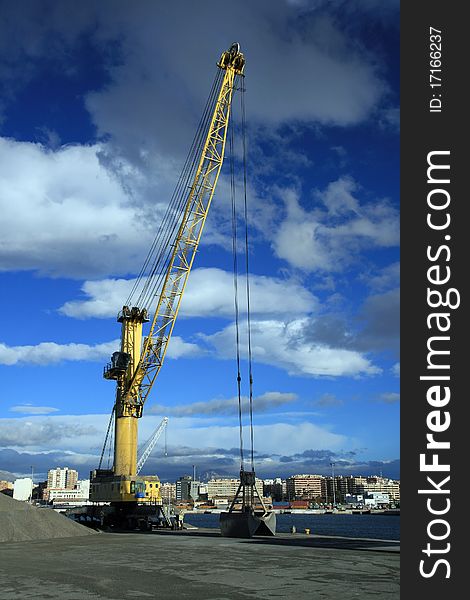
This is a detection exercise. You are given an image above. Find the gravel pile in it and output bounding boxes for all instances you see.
[0,493,96,542]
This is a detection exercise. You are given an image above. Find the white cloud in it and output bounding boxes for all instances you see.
[0,416,101,449]
[59,267,317,320]
[0,340,119,366]
[0,335,198,366]
[166,337,202,360]
[0,1,388,139]
[203,318,380,377]
[81,2,387,167]
[0,3,397,285]
[0,137,270,281]
[0,137,159,278]
[138,415,348,458]
[0,412,350,477]
[148,391,298,417]
[0,313,379,376]
[10,405,59,415]
[272,178,399,272]
[0,412,346,457]
[392,362,400,377]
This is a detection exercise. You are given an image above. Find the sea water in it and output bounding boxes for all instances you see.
[183,512,400,540]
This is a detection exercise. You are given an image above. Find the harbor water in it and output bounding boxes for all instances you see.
[184,512,400,540]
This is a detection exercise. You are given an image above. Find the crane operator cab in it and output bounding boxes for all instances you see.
[103,351,131,380]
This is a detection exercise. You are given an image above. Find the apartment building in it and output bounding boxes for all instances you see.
[286,474,323,500]
[47,467,78,490]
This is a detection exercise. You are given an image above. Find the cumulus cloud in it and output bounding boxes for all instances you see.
[59,268,316,319]
[272,178,399,273]
[0,417,99,448]
[0,138,158,278]
[0,336,198,366]
[0,1,397,282]
[203,318,380,377]
[144,418,348,458]
[0,410,399,480]
[0,137,265,281]
[0,412,347,474]
[81,1,387,164]
[302,287,399,356]
[0,339,119,366]
[0,1,391,172]
[2,288,395,376]
[166,337,202,360]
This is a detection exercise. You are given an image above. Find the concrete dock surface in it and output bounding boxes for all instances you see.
[0,528,399,599]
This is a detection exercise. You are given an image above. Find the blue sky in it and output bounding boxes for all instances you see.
[0,0,399,483]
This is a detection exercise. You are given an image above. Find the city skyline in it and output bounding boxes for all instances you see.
[0,1,399,483]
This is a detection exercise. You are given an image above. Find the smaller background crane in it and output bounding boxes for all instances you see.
[137,417,168,475]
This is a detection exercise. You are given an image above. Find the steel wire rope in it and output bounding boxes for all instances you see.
[133,69,222,309]
[107,413,115,469]
[240,80,256,472]
[139,69,223,309]
[229,113,244,471]
[137,111,211,308]
[125,69,223,309]
[129,69,222,307]
[137,69,224,312]
[98,404,115,470]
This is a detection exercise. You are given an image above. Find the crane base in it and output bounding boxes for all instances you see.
[67,502,179,531]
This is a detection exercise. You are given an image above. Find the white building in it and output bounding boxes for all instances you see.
[77,479,90,498]
[207,478,240,499]
[207,477,264,500]
[13,478,33,501]
[190,481,201,501]
[364,492,390,507]
[161,482,176,502]
[46,479,90,504]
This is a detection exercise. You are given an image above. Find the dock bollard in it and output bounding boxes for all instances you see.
[291,525,296,534]
[305,528,310,535]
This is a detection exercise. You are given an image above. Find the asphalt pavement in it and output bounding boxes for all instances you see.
[0,528,400,599]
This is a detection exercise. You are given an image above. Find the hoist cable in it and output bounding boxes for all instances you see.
[229,112,244,471]
[98,404,115,470]
[135,69,223,310]
[126,69,223,310]
[240,81,255,472]
[130,69,222,307]
[138,68,224,312]
[107,411,115,469]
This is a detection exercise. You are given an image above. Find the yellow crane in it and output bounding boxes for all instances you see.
[88,44,245,528]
